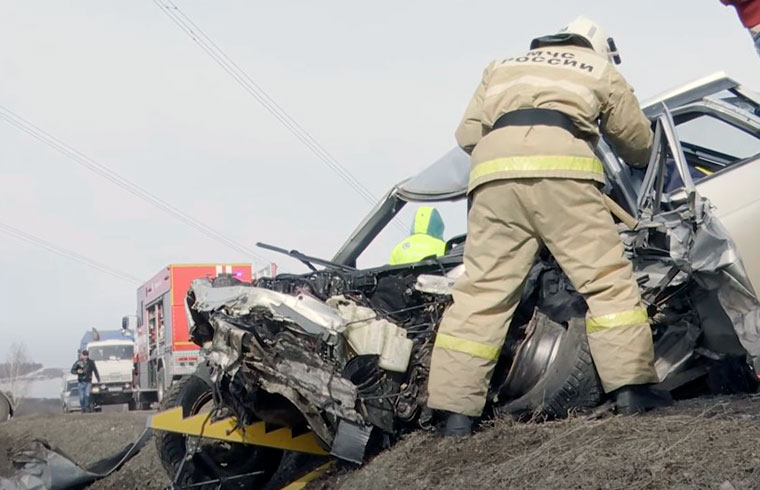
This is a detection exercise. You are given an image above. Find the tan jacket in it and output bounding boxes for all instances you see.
[456,45,653,193]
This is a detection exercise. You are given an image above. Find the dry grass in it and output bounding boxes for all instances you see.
[312,396,760,490]
[4,396,760,489]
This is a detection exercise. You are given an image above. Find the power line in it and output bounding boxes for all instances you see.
[153,0,409,234]
[0,106,272,266]
[0,221,144,285]
[154,0,377,204]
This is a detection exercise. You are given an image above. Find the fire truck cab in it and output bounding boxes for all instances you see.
[129,264,252,408]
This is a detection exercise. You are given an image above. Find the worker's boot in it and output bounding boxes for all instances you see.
[440,412,473,437]
[612,384,673,415]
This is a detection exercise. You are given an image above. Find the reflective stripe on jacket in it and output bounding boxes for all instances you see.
[456,45,653,193]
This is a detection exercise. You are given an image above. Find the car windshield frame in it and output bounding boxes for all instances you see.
[331,73,760,268]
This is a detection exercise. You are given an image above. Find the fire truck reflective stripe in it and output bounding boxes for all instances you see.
[215,265,222,275]
[150,407,328,455]
[225,265,232,274]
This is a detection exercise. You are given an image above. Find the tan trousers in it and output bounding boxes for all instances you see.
[427,178,658,416]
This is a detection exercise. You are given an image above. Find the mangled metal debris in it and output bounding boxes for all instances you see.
[0,429,152,490]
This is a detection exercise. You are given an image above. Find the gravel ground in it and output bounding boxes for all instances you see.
[3,396,760,489]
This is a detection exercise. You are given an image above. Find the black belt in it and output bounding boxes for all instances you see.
[492,108,581,138]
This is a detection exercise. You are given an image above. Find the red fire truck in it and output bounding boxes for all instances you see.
[128,264,252,408]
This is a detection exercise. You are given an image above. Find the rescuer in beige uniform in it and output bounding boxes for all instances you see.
[427,17,670,437]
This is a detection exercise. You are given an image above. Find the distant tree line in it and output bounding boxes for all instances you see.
[0,361,42,379]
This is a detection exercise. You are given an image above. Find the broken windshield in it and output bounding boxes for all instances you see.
[355,199,467,269]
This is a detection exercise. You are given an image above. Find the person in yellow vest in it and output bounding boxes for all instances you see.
[427,16,671,437]
[389,206,446,265]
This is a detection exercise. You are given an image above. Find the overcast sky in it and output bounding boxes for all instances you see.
[1,1,758,368]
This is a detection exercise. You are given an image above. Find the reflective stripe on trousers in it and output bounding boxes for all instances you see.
[586,308,649,334]
[434,333,501,361]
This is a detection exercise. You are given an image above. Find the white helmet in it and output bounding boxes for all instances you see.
[532,15,621,64]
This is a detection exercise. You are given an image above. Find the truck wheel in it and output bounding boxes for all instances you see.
[498,313,603,419]
[155,375,283,489]
[127,399,137,411]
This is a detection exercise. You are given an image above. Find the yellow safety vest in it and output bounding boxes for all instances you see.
[389,234,446,265]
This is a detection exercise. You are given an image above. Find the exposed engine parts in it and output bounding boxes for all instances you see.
[182,192,760,464]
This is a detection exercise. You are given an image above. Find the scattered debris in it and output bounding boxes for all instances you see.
[0,429,151,490]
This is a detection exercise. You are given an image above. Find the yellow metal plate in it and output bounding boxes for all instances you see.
[150,407,328,455]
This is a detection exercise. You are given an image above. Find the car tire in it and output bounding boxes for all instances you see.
[498,315,603,419]
[0,394,11,422]
[155,375,283,489]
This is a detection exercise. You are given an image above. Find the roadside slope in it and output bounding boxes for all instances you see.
[313,396,760,490]
[3,397,760,489]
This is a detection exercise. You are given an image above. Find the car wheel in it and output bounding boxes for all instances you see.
[497,312,603,419]
[0,394,11,422]
[155,375,283,489]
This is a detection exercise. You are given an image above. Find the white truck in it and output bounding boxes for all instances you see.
[85,339,136,410]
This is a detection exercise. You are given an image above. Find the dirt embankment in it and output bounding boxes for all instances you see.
[312,396,760,490]
[0,411,169,490]
[2,396,760,489]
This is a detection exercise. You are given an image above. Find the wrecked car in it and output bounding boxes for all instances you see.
[154,73,760,487]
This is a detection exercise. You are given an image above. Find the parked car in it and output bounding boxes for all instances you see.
[61,375,81,413]
[155,73,760,487]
